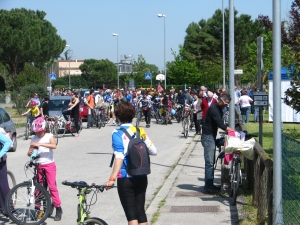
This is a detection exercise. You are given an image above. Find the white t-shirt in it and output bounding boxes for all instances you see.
[31,133,54,165]
[239,95,253,108]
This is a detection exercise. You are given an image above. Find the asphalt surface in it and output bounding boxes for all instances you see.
[0,119,238,225]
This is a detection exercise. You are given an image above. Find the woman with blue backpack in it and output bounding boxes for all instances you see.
[105,101,157,225]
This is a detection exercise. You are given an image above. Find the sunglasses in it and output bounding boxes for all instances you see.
[220,98,229,106]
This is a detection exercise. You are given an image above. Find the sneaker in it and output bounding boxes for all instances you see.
[168,121,173,124]
[74,133,79,137]
[146,124,150,128]
[112,121,116,125]
[107,120,111,124]
[54,207,63,221]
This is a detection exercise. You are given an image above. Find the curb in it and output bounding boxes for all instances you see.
[146,134,198,224]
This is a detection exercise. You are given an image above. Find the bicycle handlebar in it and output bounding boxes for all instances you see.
[62,180,114,192]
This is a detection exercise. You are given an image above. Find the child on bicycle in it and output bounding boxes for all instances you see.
[27,117,63,221]
[22,101,41,124]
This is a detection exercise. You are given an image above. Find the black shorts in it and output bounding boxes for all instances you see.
[117,176,148,223]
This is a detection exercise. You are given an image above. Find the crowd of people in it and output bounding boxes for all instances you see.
[0,85,262,224]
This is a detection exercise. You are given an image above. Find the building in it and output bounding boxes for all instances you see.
[56,60,84,77]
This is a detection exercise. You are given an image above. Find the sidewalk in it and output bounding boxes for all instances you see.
[146,134,240,225]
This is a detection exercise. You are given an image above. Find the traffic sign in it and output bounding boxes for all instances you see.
[253,92,268,106]
[144,73,152,80]
[50,74,57,80]
[234,69,243,74]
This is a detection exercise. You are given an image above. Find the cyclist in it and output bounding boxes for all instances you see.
[62,91,80,137]
[0,131,13,217]
[175,90,186,121]
[27,117,63,221]
[25,93,41,107]
[140,91,152,128]
[160,91,172,124]
[22,101,41,124]
[104,101,157,225]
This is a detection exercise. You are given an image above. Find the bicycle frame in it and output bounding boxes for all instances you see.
[77,187,91,223]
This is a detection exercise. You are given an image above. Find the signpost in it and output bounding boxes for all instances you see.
[49,74,56,96]
[144,73,152,87]
[234,69,243,74]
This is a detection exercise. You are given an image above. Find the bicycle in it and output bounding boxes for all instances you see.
[66,116,83,136]
[5,155,54,224]
[24,115,31,140]
[182,104,191,138]
[135,100,143,127]
[153,103,163,124]
[229,149,242,206]
[175,103,184,123]
[161,105,170,125]
[62,180,110,225]
[46,116,59,144]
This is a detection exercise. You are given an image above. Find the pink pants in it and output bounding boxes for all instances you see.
[37,162,61,207]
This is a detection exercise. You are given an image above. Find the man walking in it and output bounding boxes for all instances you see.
[201,93,235,194]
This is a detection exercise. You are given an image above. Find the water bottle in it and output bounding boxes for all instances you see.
[30,147,39,160]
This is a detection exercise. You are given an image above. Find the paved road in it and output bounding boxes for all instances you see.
[1,119,194,225]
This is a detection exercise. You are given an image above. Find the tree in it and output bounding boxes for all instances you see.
[182,9,265,86]
[0,8,66,90]
[130,55,159,88]
[80,59,117,88]
[15,63,46,87]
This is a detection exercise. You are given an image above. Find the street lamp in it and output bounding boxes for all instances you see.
[112,33,119,89]
[66,44,71,89]
[157,14,166,90]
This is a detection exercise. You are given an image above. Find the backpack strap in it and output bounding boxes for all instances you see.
[109,127,140,168]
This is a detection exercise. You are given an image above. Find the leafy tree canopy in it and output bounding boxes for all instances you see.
[15,63,46,88]
[79,59,117,88]
[0,8,66,89]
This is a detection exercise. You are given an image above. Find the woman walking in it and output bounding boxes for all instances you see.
[239,91,253,123]
[104,102,157,225]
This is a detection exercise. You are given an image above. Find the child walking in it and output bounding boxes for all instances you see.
[27,117,63,221]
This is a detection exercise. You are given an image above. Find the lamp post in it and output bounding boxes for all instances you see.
[222,0,226,89]
[157,14,166,90]
[112,33,119,89]
[66,44,71,89]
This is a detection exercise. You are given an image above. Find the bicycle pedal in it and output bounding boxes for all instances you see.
[37,210,44,219]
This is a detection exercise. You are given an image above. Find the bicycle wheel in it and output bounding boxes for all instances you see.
[84,217,108,225]
[6,181,51,225]
[165,110,169,125]
[7,170,16,189]
[185,118,189,138]
[57,120,66,138]
[52,122,59,145]
[25,122,30,140]
[182,119,186,137]
[136,111,141,127]
[7,170,17,206]
[100,114,106,127]
[231,162,240,205]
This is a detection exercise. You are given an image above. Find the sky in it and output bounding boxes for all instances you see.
[1,0,294,71]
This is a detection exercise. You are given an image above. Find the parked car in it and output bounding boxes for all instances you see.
[49,96,86,120]
[0,107,17,152]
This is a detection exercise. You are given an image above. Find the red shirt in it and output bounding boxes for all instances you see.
[201,97,217,119]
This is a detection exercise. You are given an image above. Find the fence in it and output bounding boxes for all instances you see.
[281,134,300,224]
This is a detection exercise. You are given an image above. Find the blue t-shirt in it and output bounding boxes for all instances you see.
[126,94,132,102]
[104,94,112,104]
